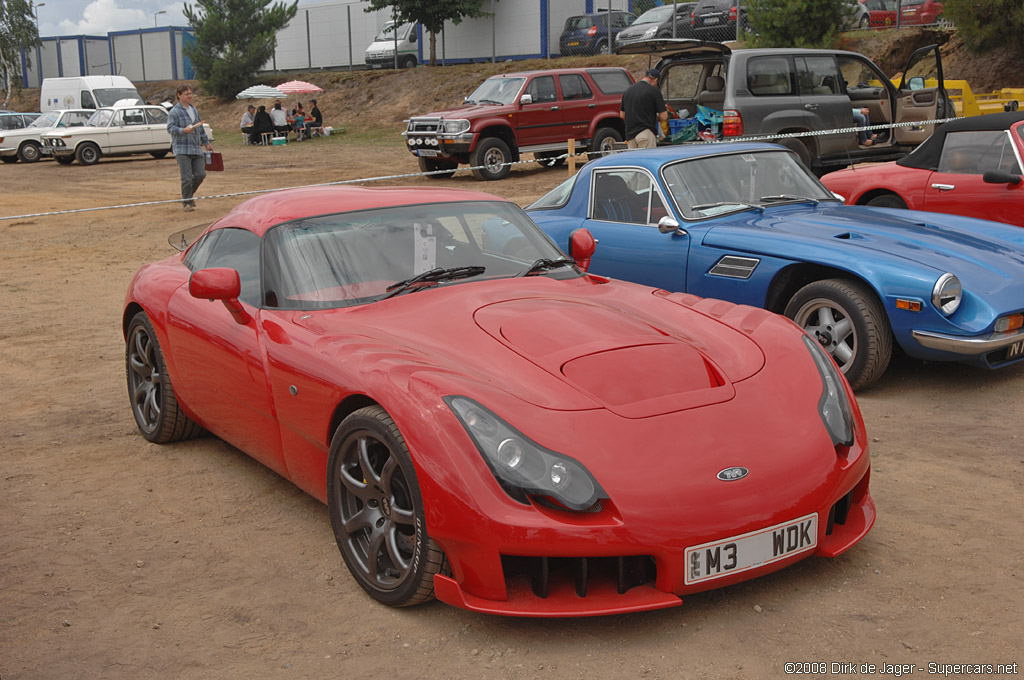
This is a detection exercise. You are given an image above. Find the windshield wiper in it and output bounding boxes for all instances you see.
[383,266,486,299]
[477,99,503,105]
[516,257,575,277]
[690,201,763,214]
[759,194,823,205]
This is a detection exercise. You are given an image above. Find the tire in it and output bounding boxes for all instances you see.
[150,150,169,159]
[784,279,892,391]
[779,137,813,170]
[470,137,512,181]
[535,151,565,168]
[18,142,41,163]
[327,405,447,607]
[866,193,907,209]
[401,55,417,69]
[594,38,608,55]
[590,127,623,156]
[0,155,17,164]
[125,311,204,443]
[55,155,74,165]
[75,142,100,166]
[417,156,458,179]
[858,15,870,28]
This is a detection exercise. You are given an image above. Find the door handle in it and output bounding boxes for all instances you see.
[931,183,955,192]
[804,103,819,111]
[551,106,559,111]
[588,103,596,108]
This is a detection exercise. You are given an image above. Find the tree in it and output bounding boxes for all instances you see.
[745,0,846,48]
[183,0,297,99]
[1,0,41,108]
[942,0,1024,55]
[364,0,492,66]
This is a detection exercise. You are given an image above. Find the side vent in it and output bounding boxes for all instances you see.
[709,255,759,279]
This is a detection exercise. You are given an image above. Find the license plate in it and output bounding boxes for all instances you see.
[705,16,719,24]
[1006,338,1024,361]
[371,64,383,69]
[684,513,818,585]
[568,41,580,46]
[40,148,52,155]
[417,149,438,157]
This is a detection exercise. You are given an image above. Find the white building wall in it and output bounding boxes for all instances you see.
[142,31,174,80]
[59,39,82,76]
[85,39,111,75]
[111,34,144,81]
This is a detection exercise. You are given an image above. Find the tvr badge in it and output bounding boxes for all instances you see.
[717,467,748,481]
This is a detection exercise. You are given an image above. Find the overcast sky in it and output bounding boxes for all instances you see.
[35,0,319,37]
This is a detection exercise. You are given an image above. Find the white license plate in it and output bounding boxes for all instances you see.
[705,16,719,24]
[1007,338,1024,360]
[417,149,438,157]
[685,513,818,585]
[40,148,52,155]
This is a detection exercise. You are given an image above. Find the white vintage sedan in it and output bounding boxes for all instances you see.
[0,109,94,163]
[41,104,173,165]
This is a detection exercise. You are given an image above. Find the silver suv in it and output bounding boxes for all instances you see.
[617,39,949,175]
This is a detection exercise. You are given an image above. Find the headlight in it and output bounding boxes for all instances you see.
[803,336,854,448]
[445,396,607,511]
[643,26,658,37]
[440,119,470,135]
[382,48,395,56]
[932,273,962,316]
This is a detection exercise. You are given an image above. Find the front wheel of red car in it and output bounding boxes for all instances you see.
[784,279,892,391]
[471,137,511,181]
[327,406,447,607]
[125,311,204,443]
[418,156,458,179]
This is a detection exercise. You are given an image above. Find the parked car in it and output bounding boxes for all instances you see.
[364,21,419,69]
[899,0,945,25]
[821,112,1024,226]
[690,0,748,41]
[527,143,1024,390]
[124,184,873,615]
[616,39,950,175]
[403,67,633,180]
[559,10,635,56]
[615,3,698,48]
[40,104,171,165]
[842,0,871,29]
[0,109,94,163]
[860,0,899,28]
[0,111,41,133]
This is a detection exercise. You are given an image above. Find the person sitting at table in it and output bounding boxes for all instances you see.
[305,99,323,138]
[270,101,290,138]
[240,104,255,137]
[292,102,307,139]
[251,105,274,144]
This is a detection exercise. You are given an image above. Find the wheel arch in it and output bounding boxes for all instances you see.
[123,301,145,340]
[765,262,883,315]
[588,113,625,140]
[476,125,519,161]
[327,393,381,447]
[855,188,905,206]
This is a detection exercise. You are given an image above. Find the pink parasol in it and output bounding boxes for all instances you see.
[275,80,325,113]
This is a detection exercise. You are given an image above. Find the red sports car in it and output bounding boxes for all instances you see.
[822,112,1024,227]
[124,186,874,616]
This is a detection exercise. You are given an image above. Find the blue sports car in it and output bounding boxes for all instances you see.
[527,143,1024,389]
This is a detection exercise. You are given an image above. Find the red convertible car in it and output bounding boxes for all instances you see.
[124,186,874,616]
[822,112,1024,227]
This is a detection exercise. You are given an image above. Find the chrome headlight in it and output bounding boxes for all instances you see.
[643,26,658,37]
[932,273,962,316]
[440,119,470,135]
[803,336,854,448]
[445,396,606,511]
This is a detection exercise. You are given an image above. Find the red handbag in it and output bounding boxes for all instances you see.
[205,152,224,172]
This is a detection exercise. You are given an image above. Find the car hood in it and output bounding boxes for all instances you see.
[617,23,660,38]
[412,103,511,120]
[704,204,1024,296]
[41,125,107,137]
[294,277,766,417]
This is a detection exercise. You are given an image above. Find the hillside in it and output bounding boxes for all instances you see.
[6,27,1021,139]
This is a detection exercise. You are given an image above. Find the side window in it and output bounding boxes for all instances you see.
[747,57,794,96]
[145,108,168,124]
[611,13,629,28]
[526,76,557,103]
[68,112,92,126]
[81,90,96,109]
[938,131,1023,175]
[196,228,262,306]
[591,169,661,226]
[589,69,632,95]
[662,63,705,100]
[797,56,842,96]
[838,56,886,91]
[123,108,147,125]
[558,74,593,101]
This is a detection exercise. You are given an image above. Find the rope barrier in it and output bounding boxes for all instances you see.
[0,116,959,223]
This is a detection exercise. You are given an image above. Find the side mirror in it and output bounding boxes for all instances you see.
[189,267,251,324]
[568,228,597,272]
[907,76,925,91]
[657,215,686,235]
[983,170,1022,185]
[520,93,533,106]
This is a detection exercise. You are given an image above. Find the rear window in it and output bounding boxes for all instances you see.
[565,16,596,30]
[588,69,632,95]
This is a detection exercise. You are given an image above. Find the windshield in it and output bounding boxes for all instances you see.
[662,150,836,218]
[87,109,115,127]
[94,88,143,107]
[374,22,413,41]
[29,111,60,128]
[465,77,527,105]
[528,175,578,210]
[263,200,573,309]
[634,6,674,24]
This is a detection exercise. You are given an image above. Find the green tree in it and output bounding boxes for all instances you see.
[942,0,1024,55]
[183,0,297,99]
[364,0,492,66]
[1,0,41,108]
[745,0,847,48]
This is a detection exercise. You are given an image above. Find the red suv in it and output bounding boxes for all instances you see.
[403,67,634,180]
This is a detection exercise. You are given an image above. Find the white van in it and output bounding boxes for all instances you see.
[40,76,143,113]
[364,21,419,69]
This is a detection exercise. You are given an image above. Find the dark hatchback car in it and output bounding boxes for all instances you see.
[0,112,41,131]
[560,10,636,56]
[615,2,698,48]
[691,0,749,42]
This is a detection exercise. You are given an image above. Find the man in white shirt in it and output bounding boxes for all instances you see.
[240,105,255,136]
[270,101,290,137]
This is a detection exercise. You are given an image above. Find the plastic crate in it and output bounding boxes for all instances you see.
[669,117,697,135]
[271,136,287,146]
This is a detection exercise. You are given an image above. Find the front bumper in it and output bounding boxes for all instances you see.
[912,326,1024,366]
[403,130,474,160]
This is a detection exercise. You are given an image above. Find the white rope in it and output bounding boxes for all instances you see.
[0,117,959,223]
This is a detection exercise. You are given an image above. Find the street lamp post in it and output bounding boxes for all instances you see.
[153,10,166,27]
[34,3,45,87]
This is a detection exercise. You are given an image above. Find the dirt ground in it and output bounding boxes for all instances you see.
[1,137,1022,680]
